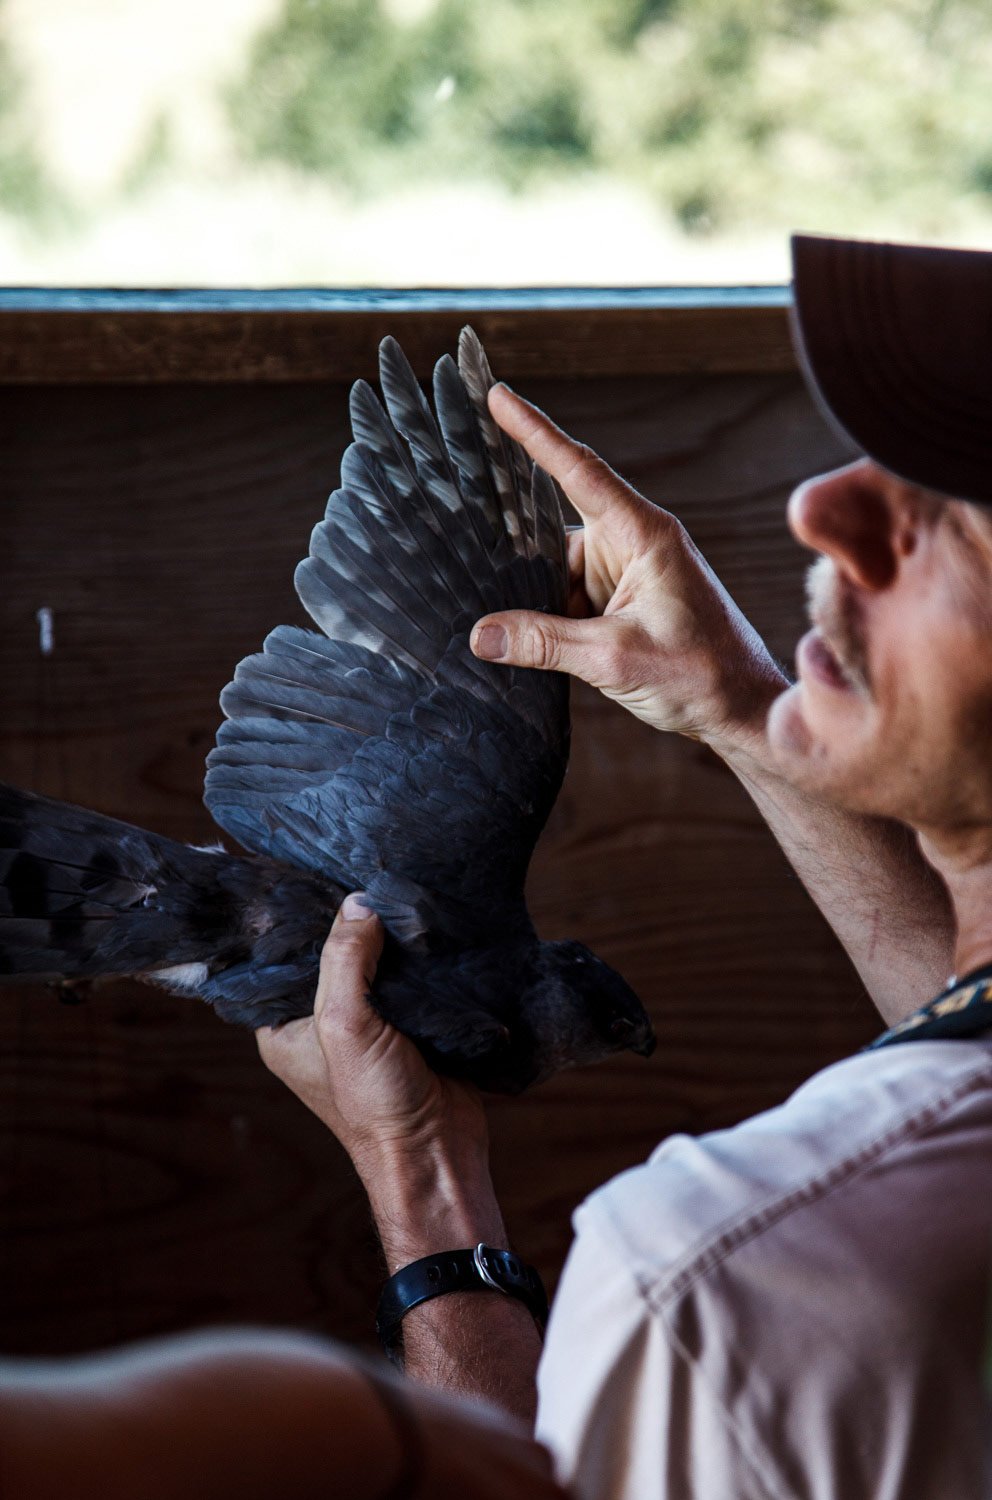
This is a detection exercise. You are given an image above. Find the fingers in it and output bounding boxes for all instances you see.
[565,529,591,617]
[255,1014,314,1083]
[471,609,605,680]
[487,383,634,524]
[314,894,386,1035]
[256,1014,310,1052]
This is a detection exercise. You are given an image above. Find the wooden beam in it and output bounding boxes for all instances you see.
[0,288,794,383]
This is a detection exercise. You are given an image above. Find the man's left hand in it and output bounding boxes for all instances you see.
[256,894,505,1275]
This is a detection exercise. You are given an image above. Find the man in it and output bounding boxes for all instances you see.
[259,234,992,1499]
[4,234,989,1499]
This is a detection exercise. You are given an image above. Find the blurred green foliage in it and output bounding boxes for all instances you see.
[228,0,992,236]
[4,0,992,246]
[119,112,175,201]
[0,14,56,223]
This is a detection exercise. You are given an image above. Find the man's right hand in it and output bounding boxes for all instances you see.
[471,383,788,760]
[473,384,956,1022]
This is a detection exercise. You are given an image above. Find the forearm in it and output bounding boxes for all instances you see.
[363,1145,543,1425]
[258,909,543,1427]
[719,723,954,1024]
[0,1333,408,1500]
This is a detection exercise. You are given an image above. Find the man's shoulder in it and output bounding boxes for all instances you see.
[579,1038,992,1307]
[541,1041,992,1500]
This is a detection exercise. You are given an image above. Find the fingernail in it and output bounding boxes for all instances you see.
[341,893,372,921]
[473,623,508,660]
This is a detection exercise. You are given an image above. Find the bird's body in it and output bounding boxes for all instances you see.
[0,330,655,1092]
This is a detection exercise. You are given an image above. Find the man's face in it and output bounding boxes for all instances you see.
[767,459,992,831]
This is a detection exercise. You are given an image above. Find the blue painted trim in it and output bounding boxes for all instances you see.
[0,285,791,313]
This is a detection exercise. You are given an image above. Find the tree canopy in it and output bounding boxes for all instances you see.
[3,0,992,254]
[228,0,992,237]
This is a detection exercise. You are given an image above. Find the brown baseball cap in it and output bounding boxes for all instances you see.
[790,233,992,506]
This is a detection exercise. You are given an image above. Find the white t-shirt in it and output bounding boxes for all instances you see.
[536,1040,992,1500]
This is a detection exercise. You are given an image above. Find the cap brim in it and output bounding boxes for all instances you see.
[790,233,992,506]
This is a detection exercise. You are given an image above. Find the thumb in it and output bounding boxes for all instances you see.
[471,609,603,679]
[314,892,386,1035]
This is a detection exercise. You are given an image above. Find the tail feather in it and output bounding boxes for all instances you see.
[0,782,241,979]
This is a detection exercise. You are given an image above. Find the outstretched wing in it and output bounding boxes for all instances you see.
[204,329,569,948]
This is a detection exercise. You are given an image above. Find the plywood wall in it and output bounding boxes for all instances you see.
[0,366,870,1355]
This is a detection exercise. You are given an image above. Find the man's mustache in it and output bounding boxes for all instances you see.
[804,557,872,694]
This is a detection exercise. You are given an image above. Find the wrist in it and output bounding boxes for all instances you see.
[360,1141,506,1274]
[699,661,789,775]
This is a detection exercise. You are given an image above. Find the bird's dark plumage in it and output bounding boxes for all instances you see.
[0,330,655,1091]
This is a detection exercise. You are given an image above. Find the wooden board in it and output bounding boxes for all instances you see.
[0,290,794,383]
[0,365,870,1356]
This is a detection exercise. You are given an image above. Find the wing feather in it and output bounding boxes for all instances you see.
[204,329,569,945]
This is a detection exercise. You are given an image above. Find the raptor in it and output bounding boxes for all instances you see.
[0,329,655,1093]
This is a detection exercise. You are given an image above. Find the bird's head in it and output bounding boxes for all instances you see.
[371,934,655,1095]
[520,939,656,1086]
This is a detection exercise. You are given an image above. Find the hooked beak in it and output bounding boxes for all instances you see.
[633,1029,656,1058]
[611,1015,657,1058]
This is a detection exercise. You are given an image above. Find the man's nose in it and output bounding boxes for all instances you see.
[787,460,898,590]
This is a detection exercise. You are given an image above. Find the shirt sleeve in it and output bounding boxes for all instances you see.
[535,1046,992,1500]
[535,1209,779,1500]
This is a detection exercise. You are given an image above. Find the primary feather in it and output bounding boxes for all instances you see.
[0,330,654,1092]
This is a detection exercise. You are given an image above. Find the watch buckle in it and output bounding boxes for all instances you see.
[473,1242,506,1293]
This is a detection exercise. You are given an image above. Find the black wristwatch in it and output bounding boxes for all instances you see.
[376,1243,549,1362]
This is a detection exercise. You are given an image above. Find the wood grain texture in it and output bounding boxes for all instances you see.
[0,298,794,384]
[0,366,869,1357]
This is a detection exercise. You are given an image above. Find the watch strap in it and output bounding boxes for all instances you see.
[376,1243,548,1359]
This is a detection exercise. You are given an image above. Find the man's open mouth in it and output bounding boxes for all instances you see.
[797,627,859,693]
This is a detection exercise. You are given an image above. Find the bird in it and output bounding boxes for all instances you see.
[0,329,655,1094]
